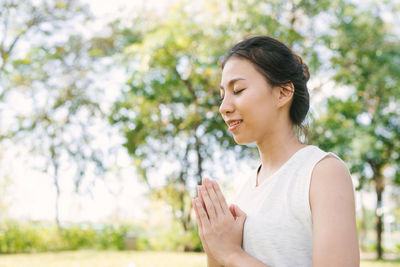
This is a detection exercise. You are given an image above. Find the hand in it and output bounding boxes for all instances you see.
[192,178,247,266]
[193,178,219,259]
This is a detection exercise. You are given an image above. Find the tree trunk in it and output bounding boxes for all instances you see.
[180,132,205,252]
[53,160,61,230]
[194,132,203,184]
[50,144,61,230]
[178,140,198,251]
[359,190,367,252]
[374,171,385,259]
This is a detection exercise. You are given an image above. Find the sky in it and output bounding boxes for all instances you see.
[1,0,396,227]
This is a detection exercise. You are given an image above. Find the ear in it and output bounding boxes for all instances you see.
[276,82,294,108]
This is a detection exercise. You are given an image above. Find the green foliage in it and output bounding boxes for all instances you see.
[95,224,135,250]
[395,243,400,255]
[141,218,202,252]
[0,219,203,253]
[0,220,59,253]
[1,0,400,258]
[311,0,400,187]
[59,225,97,250]
[0,0,111,228]
[108,0,333,245]
[309,0,400,258]
[0,220,147,253]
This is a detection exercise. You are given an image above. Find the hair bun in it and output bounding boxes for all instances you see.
[292,50,310,82]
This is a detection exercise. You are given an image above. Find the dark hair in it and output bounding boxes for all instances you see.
[221,36,310,127]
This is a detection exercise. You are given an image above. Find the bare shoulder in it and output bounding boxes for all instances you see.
[309,154,360,266]
[309,154,354,213]
[313,154,349,176]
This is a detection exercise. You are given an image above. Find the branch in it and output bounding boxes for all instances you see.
[0,1,10,49]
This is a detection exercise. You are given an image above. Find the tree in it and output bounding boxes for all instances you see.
[109,0,332,250]
[110,3,248,248]
[310,0,400,259]
[0,0,109,228]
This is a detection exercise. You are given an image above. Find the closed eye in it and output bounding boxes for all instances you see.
[234,88,245,95]
[218,89,245,102]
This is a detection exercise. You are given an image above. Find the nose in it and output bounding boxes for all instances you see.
[219,95,235,116]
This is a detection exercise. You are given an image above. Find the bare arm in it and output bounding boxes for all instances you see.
[225,249,270,267]
[310,155,360,267]
[207,255,224,267]
[225,155,360,267]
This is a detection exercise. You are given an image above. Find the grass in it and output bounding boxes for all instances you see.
[360,259,400,267]
[0,250,399,267]
[0,250,206,267]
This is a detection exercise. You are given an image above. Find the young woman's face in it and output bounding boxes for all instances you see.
[219,57,282,145]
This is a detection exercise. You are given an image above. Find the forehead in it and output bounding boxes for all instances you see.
[220,57,257,88]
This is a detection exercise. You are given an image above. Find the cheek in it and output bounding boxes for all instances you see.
[244,94,277,132]
[246,93,275,118]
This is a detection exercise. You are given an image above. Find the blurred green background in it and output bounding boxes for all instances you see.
[0,0,399,266]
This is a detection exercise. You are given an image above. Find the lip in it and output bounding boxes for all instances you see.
[226,119,243,131]
[225,119,243,126]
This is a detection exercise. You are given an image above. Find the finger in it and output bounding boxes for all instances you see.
[194,197,211,229]
[198,185,207,213]
[204,179,224,216]
[234,205,247,225]
[211,180,230,214]
[234,204,246,216]
[193,198,207,245]
[192,198,203,229]
[199,185,217,222]
[229,204,236,219]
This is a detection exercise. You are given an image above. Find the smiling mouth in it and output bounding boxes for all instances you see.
[228,120,243,127]
[228,120,243,131]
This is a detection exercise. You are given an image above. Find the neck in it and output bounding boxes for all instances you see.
[256,124,306,177]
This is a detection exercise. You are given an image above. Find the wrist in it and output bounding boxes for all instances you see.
[224,248,244,267]
[207,254,223,267]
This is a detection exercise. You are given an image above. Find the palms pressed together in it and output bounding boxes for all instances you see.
[192,178,247,266]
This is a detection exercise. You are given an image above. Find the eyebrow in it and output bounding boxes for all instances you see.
[219,78,246,90]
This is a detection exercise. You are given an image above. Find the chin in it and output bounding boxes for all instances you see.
[233,135,253,145]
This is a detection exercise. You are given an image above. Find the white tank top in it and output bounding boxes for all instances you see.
[232,145,356,267]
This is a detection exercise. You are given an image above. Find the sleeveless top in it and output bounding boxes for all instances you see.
[232,145,356,267]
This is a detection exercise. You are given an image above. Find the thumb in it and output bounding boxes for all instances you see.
[233,204,246,222]
[229,204,236,218]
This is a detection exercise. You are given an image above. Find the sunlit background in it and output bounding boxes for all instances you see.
[0,0,400,266]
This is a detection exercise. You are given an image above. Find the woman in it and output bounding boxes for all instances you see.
[192,36,360,267]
